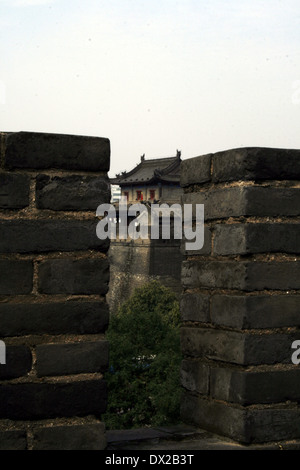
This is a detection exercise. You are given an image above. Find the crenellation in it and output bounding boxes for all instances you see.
[180,146,300,444]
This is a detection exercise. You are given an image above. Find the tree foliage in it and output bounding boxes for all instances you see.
[103,281,182,430]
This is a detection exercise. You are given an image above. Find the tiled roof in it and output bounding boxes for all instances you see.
[111,152,181,185]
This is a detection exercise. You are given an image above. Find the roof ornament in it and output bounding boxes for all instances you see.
[176,149,181,158]
[141,154,145,162]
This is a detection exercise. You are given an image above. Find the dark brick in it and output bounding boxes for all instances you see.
[182,260,300,291]
[0,301,109,337]
[38,258,109,295]
[182,260,246,290]
[0,430,27,450]
[248,407,300,443]
[211,295,300,329]
[0,173,30,209]
[0,219,109,254]
[180,153,212,187]
[246,261,300,291]
[181,327,297,365]
[36,174,110,211]
[0,379,107,420]
[32,423,106,450]
[180,293,210,322]
[183,187,300,220]
[210,367,300,405]
[182,188,246,220]
[212,147,300,183]
[180,392,249,443]
[181,327,245,363]
[0,260,33,295]
[181,226,211,256]
[3,131,110,171]
[213,223,300,256]
[36,341,109,377]
[245,187,300,217]
[0,345,32,379]
[180,359,209,394]
[181,391,300,444]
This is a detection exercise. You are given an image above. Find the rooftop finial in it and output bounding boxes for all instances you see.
[141,154,145,162]
[176,149,181,158]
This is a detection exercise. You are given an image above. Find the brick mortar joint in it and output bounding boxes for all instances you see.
[181,357,300,372]
[0,416,104,432]
[183,180,300,193]
[184,254,300,261]
[180,322,300,334]
[0,293,108,303]
[0,168,109,177]
[3,333,107,344]
[0,210,103,220]
[209,217,300,224]
[183,391,300,410]
[0,251,108,261]
[0,372,105,385]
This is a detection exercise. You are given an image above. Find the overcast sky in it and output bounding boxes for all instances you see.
[0,0,299,177]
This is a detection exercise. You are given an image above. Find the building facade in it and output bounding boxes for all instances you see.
[110,151,183,204]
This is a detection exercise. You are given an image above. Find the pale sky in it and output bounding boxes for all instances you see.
[0,0,299,177]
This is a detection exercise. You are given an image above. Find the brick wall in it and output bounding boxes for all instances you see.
[180,147,300,444]
[0,131,110,450]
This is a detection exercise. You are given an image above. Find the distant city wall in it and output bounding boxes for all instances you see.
[180,147,300,444]
[107,237,182,313]
[0,131,110,450]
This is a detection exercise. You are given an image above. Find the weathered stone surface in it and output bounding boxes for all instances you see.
[0,345,32,379]
[3,131,110,171]
[182,188,246,220]
[211,294,300,329]
[182,260,300,291]
[181,327,297,365]
[180,153,212,187]
[36,341,109,377]
[32,422,106,450]
[181,392,249,443]
[0,301,109,337]
[179,145,300,446]
[181,226,211,256]
[181,328,244,363]
[36,174,110,211]
[210,367,300,405]
[0,430,27,450]
[181,391,300,444]
[213,223,300,256]
[212,147,300,182]
[149,244,182,279]
[245,187,300,217]
[0,219,109,253]
[180,359,209,394]
[180,293,210,322]
[0,379,107,420]
[182,187,300,220]
[38,258,109,295]
[248,407,300,443]
[0,260,33,295]
[0,173,30,209]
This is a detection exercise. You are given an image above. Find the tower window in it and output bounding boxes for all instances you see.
[150,190,155,200]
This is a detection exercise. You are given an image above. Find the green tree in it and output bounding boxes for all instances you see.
[103,281,182,430]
